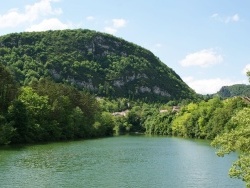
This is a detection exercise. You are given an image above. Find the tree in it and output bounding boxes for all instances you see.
[94,112,115,136]
[7,100,29,143]
[211,107,250,187]
[171,112,191,137]
[0,115,15,145]
[212,71,250,187]
[10,87,51,142]
[127,106,145,132]
[0,64,18,113]
[69,107,88,138]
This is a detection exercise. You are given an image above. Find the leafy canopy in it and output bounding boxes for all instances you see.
[212,71,250,187]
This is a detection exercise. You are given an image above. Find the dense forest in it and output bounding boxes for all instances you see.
[0,64,115,144]
[0,29,250,186]
[1,60,249,144]
[0,29,196,102]
[216,84,250,98]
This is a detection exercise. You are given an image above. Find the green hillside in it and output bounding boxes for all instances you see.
[0,29,196,102]
[216,84,250,98]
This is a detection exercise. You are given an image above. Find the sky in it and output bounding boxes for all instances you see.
[1,0,250,94]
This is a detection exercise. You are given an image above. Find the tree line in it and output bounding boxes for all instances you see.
[0,64,115,144]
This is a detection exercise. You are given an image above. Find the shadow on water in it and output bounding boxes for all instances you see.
[0,136,107,152]
[0,144,27,151]
[0,134,212,152]
[0,141,57,151]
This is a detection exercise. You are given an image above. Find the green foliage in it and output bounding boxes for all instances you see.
[7,99,29,143]
[216,84,250,98]
[211,107,250,187]
[125,103,160,133]
[144,111,173,135]
[0,77,113,144]
[211,73,250,187]
[0,29,196,102]
[98,97,130,112]
[0,64,18,113]
[123,97,247,141]
[0,115,15,145]
[94,112,115,136]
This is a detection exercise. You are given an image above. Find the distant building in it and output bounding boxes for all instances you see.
[159,109,168,113]
[112,110,129,117]
[172,106,180,112]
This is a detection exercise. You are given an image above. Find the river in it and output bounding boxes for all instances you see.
[0,135,244,188]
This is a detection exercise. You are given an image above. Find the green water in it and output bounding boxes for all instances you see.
[0,135,244,188]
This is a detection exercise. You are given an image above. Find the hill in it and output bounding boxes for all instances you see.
[216,84,250,98]
[0,29,196,102]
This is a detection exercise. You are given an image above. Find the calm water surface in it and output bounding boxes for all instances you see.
[0,135,244,188]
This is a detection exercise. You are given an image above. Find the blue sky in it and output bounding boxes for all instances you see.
[1,0,250,94]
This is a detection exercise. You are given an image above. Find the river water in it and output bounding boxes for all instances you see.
[0,135,244,188]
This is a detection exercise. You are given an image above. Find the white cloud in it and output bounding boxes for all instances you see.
[211,13,240,23]
[155,43,162,48]
[104,27,117,35]
[25,0,62,20]
[112,19,127,28]
[104,18,127,34]
[183,76,246,94]
[231,14,240,22]
[25,18,69,32]
[86,16,95,21]
[242,64,250,75]
[180,49,223,68]
[0,0,62,29]
[211,13,219,18]
[0,9,27,28]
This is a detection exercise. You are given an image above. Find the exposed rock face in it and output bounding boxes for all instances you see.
[111,73,170,97]
[153,86,171,97]
[139,86,151,93]
[113,80,124,87]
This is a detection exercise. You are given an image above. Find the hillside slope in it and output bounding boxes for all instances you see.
[216,84,250,98]
[0,29,196,102]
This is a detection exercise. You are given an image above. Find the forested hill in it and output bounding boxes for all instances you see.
[0,29,196,102]
[216,84,250,98]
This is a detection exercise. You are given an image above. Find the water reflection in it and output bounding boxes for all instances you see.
[0,136,244,188]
